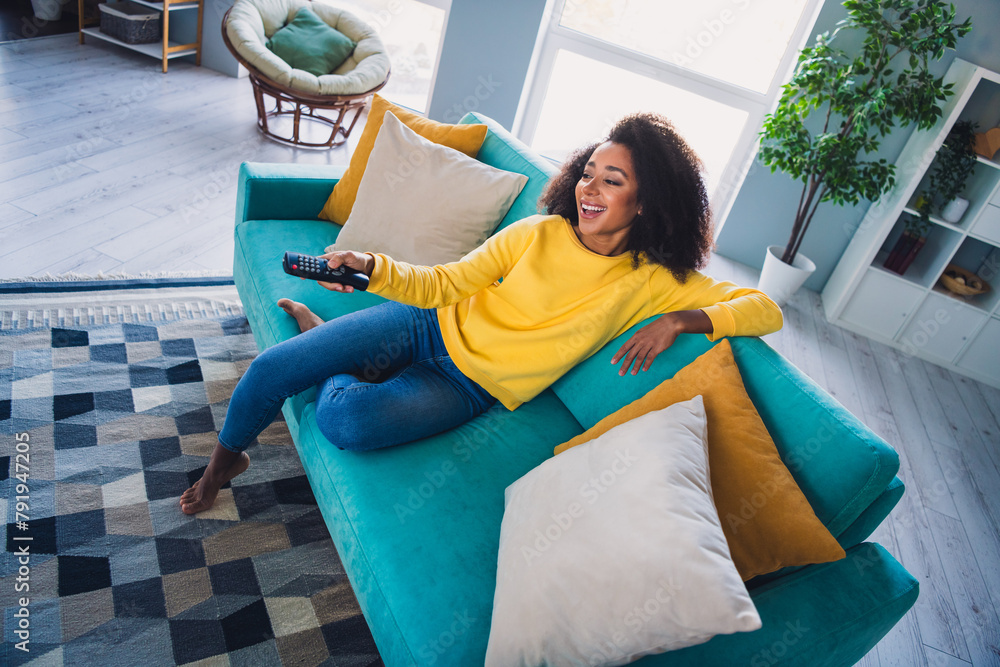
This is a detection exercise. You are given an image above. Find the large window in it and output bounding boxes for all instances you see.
[515,0,824,231]
[317,0,449,113]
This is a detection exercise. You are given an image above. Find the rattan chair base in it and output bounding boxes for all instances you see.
[249,72,369,149]
[223,6,389,150]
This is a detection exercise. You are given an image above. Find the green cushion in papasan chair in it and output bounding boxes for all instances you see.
[266,6,356,76]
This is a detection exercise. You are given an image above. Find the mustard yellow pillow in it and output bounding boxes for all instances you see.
[553,339,846,581]
[318,95,489,224]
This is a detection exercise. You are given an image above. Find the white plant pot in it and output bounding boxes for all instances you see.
[940,197,970,224]
[31,0,64,21]
[758,245,816,307]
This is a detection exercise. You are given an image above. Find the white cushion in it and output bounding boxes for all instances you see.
[226,0,390,96]
[485,396,761,667]
[328,111,528,266]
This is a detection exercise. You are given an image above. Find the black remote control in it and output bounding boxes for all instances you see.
[282,252,370,291]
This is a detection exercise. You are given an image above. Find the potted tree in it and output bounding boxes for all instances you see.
[756,0,971,306]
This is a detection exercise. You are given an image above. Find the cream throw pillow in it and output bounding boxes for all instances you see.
[485,396,761,667]
[327,111,528,265]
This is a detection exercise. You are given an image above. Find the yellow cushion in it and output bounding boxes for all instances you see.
[553,339,846,581]
[318,95,489,224]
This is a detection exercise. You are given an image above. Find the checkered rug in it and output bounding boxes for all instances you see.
[0,285,381,666]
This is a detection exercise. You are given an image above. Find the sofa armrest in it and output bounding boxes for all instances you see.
[834,476,905,548]
[235,162,347,224]
[731,337,901,538]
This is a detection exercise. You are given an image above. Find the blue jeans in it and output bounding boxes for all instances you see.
[218,302,497,452]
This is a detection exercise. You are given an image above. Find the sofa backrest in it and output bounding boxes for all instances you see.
[460,112,559,234]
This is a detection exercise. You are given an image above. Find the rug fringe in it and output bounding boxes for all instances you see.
[0,270,232,284]
[1,299,245,329]
[1,280,244,330]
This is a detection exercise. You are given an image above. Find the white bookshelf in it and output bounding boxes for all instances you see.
[822,58,1000,388]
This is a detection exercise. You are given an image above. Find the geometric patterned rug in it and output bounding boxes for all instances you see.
[0,285,382,666]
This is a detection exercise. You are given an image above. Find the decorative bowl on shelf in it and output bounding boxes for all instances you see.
[939,264,990,296]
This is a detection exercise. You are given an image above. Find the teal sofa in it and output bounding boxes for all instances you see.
[232,112,918,666]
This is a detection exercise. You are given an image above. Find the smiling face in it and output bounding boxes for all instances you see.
[573,141,642,256]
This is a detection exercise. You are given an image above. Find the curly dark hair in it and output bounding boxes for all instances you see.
[538,112,713,282]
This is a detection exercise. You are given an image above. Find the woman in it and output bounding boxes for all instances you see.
[180,112,782,514]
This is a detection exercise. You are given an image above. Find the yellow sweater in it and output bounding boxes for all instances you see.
[367,215,782,410]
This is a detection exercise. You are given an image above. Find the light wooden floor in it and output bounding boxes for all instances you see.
[3,34,1000,667]
[0,33,357,279]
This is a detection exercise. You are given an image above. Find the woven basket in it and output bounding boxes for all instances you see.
[940,264,990,296]
[99,1,160,44]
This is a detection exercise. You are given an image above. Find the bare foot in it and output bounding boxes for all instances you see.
[180,445,250,514]
[277,298,324,332]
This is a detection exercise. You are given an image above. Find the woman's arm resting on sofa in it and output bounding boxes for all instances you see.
[611,309,713,376]
[651,271,784,341]
[611,271,783,376]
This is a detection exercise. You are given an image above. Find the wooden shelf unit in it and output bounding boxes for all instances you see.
[78,0,203,73]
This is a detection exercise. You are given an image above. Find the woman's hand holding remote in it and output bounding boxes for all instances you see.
[318,251,375,293]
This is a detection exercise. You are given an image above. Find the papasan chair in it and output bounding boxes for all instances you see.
[222,0,390,149]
